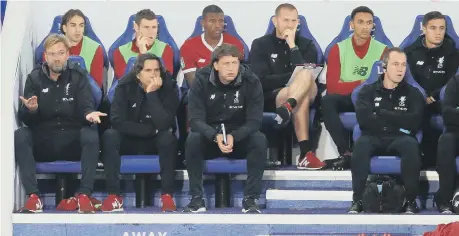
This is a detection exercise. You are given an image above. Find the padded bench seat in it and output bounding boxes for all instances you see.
[36,156,248,208]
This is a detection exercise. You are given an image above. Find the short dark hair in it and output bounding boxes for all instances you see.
[422,11,445,27]
[211,43,242,63]
[382,47,406,66]
[133,53,165,77]
[351,6,374,20]
[134,9,157,26]
[202,5,224,18]
[60,9,85,34]
[275,3,297,16]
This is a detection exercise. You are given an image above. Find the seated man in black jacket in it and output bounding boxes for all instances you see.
[249,3,324,170]
[15,34,106,213]
[105,53,179,212]
[349,48,424,214]
[183,43,267,214]
[435,74,459,214]
[404,11,459,168]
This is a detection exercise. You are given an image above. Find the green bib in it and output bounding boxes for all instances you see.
[79,36,100,73]
[118,39,167,64]
[338,37,386,83]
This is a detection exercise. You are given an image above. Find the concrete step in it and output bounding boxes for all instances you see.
[266,189,436,210]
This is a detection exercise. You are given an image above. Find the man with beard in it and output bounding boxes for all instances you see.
[112,9,174,79]
[15,34,107,213]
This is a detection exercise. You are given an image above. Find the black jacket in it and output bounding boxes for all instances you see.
[110,71,179,138]
[441,75,459,133]
[188,64,263,142]
[404,35,459,100]
[249,31,317,91]
[18,62,95,132]
[355,75,425,137]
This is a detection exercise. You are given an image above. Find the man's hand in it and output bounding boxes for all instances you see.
[281,27,297,49]
[137,35,149,54]
[20,96,38,112]
[426,96,436,104]
[216,134,233,154]
[85,111,107,124]
[146,77,162,93]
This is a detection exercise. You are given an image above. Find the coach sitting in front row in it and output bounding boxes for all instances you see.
[349,48,424,214]
[183,43,267,214]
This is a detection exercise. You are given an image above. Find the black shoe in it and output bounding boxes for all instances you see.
[183,197,206,213]
[437,202,453,214]
[242,197,261,214]
[404,200,419,214]
[274,104,292,126]
[348,200,363,214]
[332,153,351,171]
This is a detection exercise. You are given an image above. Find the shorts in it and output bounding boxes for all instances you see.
[263,88,282,112]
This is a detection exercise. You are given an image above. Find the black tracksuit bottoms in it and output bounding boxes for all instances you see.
[351,135,421,202]
[15,126,100,196]
[321,94,355,155]
[102,129,177,195]
[185,131,267,199]
[436,132,459,204]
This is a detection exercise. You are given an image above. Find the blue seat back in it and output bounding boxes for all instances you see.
[400,15,459,50]
[35,15,108,68]
[68,56,102,108]
[108,15,180,75]
[107,57,137,103]
[324,15,393,61]
[351,61,426,105]
[188,15,249,61]
[264,15,324,64]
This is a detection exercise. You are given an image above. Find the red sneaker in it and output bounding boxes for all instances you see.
[56,197,78,211]
[161,194,176,212]
[19,194,43,213]
[297,151,326,170]
[101,194,124,213]
[77,194,95,214]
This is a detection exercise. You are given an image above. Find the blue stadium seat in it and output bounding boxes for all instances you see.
[353,124,423,174]
[188,15,249,61]
[68,55,103,108]
[108,15,180,77]
[34,15,108,68]
[324,15,393,61]
[36,161,81,173]
[264,15,324,64]
[400,15,459,50]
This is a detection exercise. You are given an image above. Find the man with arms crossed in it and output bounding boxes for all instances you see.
[349,48,424,214]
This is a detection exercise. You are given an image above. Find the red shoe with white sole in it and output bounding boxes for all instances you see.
[101,194,124,213]
[297,151,326,170]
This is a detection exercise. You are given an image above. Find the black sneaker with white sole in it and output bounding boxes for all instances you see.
[242,197,261,214]
[183,197,206,213]
[348,200,363,214]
